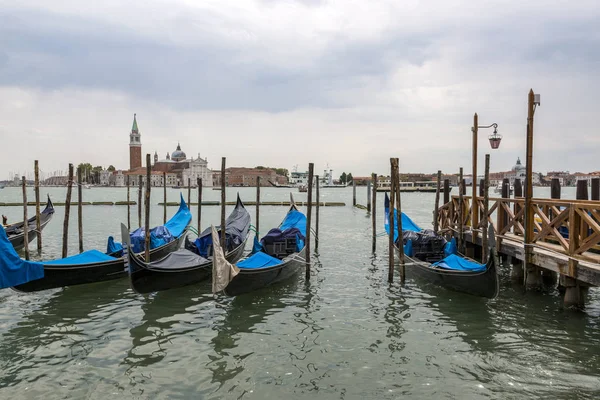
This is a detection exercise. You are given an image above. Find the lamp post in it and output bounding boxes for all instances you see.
[472,114,502,244]
[524,89,540,286]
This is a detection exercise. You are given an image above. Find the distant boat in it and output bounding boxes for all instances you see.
[493,182,513,195]
[298,185,307,193]
[0,185,4,189]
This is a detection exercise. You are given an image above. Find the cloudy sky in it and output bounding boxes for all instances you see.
[1,0,599,179]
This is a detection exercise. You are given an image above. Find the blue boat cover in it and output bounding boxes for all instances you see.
[107,236,123,254]
[384,193,421,241]
[43,250,118,266]
[432,254,486,272]
[280,209,307,236]
[0,225,44,289]
[237,251,283,269]
[130,226,174,253]
[108,193,191,254]
[444,237,457,257]
[164,194,192,238]
[194,197,251,257]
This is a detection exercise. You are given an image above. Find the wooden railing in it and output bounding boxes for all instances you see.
[437,195,600,262]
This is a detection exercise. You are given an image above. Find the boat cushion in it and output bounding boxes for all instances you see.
[237,252,283,269]
[0,225,44,288]
[43,249,119,266]
[432,254,486,272]
[147,249,209,270]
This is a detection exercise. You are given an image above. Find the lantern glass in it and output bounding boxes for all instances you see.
[488,132,502,149]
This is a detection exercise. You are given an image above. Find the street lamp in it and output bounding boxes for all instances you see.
[471,114,501,243]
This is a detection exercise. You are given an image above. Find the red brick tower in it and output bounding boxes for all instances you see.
[129,113,142,170]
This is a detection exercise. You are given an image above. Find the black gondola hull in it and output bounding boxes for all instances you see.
[13,233,188,292]
[224,247,305,296]
[12,259,126,292]
[401,251,499,299]
[129,238,247,294]
[8,197,54,251]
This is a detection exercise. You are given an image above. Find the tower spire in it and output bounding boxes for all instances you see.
[132,113,139,133]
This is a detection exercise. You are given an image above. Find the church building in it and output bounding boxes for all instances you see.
[101,114,213,187]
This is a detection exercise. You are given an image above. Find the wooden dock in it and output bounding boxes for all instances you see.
[437,194,600,306]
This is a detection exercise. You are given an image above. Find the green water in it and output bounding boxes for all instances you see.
[1,186,599,399]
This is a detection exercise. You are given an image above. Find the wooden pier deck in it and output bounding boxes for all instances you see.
[437,195,600,303]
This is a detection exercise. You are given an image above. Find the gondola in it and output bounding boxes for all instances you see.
[9,195,191,292]
[213,195,306,296]
[125,194,251,294]
[384,193,499,299]
[5,195,55,251]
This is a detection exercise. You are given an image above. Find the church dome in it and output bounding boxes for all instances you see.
[171,143,187,162]
[512,157,525,172]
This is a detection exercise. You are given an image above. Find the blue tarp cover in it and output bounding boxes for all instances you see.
[432,254,486,272]
[0,225,44,288]
[164,194,192,238]
[108,193,191,254]
[107,236,123,254]
[194,197,251,257]
[237,251,283,269]
[130,226,174,253]
[384,193,421,241]
[43,250,118,266]
[280,210,307,236]
[444,237,457,257]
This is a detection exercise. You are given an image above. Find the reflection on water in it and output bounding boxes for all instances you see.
[1,188,600,398]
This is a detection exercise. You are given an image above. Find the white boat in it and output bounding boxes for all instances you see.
[493,182,513,195]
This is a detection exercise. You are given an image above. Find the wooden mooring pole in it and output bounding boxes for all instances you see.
[458,167,464,253]
[34,160,42,253]
[315,175,320,251]
[77,166,84,253]
[523,89,537,289]
[221,158,226,250]
[592,178,600,201]
[144,154,151,262]
[197,178,202,233]
[126,176,131,230]
[188,177,191,207]
[21,177,30,260]
[433,170,441,233]
[367,179,372,213]
[472,113,479,244]
[163,172,167,224]
[62,163,74,258]
[138,175,142,228]
[394,159,405,283]
[256,176,261,236]
[352,180,356,207]
[482,155,490,263]
[443,179,450,205]
[388,158,397,283]
[306,163,314,280]
[371,173,377,253]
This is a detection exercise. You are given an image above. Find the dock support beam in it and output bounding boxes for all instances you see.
[561,276,585,308]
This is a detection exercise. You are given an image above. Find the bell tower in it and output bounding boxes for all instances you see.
[129,113,142,170]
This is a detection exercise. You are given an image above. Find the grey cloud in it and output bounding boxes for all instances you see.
[0,8,441,112]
